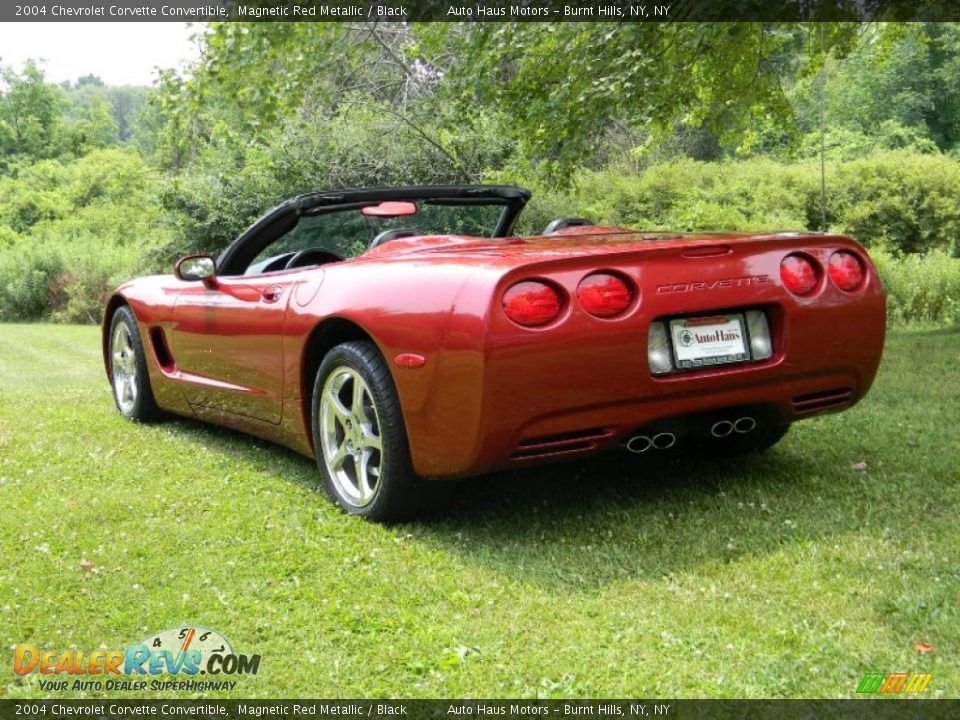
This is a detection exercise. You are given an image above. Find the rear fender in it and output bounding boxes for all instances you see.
[286,260,495,474]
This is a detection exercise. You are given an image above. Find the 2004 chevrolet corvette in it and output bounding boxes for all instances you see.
[103,185,885,519]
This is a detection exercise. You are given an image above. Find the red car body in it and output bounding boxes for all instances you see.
[103,186,885,484]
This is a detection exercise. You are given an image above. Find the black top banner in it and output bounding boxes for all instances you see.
[2,700,960,720]
[4,0,960,23]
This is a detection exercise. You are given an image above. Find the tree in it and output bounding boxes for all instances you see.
[65,95,119,153]
[785,23,960,156]
[0,60,66,161]
[65,79,149,143]
[412,23,867,181]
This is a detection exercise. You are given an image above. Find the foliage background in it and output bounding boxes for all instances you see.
[1,22,959,324]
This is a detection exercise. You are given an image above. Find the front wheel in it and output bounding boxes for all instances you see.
[108,306,164,422]
[311,341,424,521]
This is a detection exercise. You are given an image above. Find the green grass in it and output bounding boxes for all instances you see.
[0,323,957,699]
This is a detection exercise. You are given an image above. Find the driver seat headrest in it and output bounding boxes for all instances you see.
[370,228,419,249]
[543,217,594,235]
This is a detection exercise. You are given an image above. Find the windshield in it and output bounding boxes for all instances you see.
[217,185,530,277]
[245,201,508,275]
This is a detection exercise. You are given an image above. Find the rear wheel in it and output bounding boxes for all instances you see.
[311,341,424,521]
[108,306,164,422]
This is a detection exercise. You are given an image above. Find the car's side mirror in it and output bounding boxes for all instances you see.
[175,254,217,282]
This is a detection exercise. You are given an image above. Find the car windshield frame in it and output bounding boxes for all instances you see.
[216,185,531,277]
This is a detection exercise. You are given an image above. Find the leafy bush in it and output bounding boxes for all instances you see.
[2,143,958,327]
[515,153,960,326]
[0,148,172,322]
[572,157,816,232]
[0,244,66,320]
[570,151,960,256]
[832,152,960,254]
[872,249,960,326]
[0,158,72,232]
[795,122,940,162]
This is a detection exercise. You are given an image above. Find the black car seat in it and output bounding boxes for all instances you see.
[543,218,595,234]
[369,228,419,249]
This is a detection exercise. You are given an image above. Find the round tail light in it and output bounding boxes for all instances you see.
[502,280,562,327]
[577,272,634,318]
[828,251,866,291]
[780,254,820,296]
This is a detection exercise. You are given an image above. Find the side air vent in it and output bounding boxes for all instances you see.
[150,328,175,372]
[792,387,854,415]
[510,428,612,460]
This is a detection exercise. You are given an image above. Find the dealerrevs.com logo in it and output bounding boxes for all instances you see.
[13,626,260,692]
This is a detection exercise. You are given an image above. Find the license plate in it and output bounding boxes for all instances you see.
[669,314,749,369]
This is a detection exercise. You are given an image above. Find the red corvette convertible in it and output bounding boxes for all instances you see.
[104,185,885,519]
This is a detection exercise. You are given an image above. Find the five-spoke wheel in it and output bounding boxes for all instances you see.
[108,306,163,422]
[312,341,422,520]
[111,321,139,415]
[319,367,384,508]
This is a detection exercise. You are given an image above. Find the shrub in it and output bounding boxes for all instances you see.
[833,153,960,255]
[0,244,66,320]
[0,148,172,322]
[573,151,960,256]
[0,158,71,232]
[795,121,940,162]
[2,145,958,328]
[871,249,960,326]
[572,157,812,232]
[515,154,960,327]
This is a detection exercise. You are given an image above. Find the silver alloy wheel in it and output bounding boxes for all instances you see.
[111,322,139,415]
[319,366,383,507]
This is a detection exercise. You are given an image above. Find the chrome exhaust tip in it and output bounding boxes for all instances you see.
[734,416,757,434]
[652,432,676,450]
[625,435,652,454]
[710,420,734,438]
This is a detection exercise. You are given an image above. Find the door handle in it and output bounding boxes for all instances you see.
[261,285,283,303]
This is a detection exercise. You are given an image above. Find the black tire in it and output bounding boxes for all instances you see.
[311,341,425,521]
[108,305,164,422]
[708,422,791,455]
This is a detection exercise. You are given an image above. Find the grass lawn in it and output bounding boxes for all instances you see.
[0,323,957,699]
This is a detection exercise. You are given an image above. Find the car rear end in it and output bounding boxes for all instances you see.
[425,231,885,476]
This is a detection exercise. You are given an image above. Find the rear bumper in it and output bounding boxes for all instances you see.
[405,293,884,478]
[493,367,862,466]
